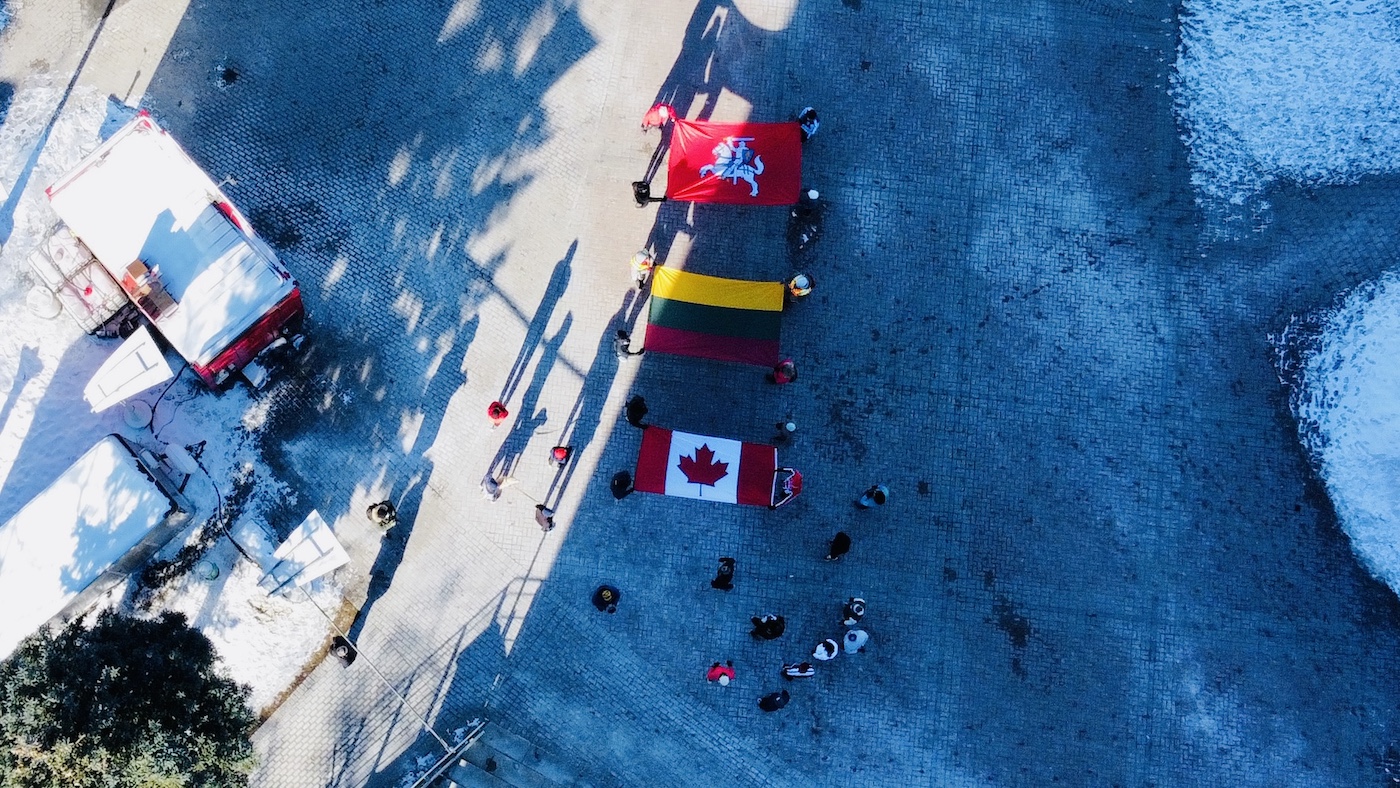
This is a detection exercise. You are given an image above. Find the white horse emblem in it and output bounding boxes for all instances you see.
[698,137,765,197]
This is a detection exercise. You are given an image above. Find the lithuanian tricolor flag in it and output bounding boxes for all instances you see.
[645,268,784,366]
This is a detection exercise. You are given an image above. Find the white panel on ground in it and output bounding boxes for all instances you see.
[258,510,350,595]
[83,325,174,412]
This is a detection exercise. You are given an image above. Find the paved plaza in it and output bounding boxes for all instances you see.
[9,0,1400,785]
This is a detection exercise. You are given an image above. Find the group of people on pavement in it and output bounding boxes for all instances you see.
[739,595,871,713]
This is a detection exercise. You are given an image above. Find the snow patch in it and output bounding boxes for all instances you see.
[1281,273,1400,593]
[1173,0,1400,207]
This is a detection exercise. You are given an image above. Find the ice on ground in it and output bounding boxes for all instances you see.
[0,82,338,710]
[1281,274,1400,593]
[1173,0,1400,207]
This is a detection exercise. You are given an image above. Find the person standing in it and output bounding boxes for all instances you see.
[535,504,556,533]
[825,532,852,561]
[758,690,790,712]
[786,273,814,301]
[706,661,736,685]
[842,597,866,627]
[487,400,509,427]
[610,471,635,501]
[614,330,645,361]
[750,614,786,640]
[857,484,889,508]
[813,638,840,661]
[711,557,736,591]
[844,629,870,654]
[630,250,655,289]
[625,395,649,428]
[768,359,797,385]
[592,585,620,614]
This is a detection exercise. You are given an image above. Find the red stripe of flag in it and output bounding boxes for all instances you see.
[643,324,781,367]
[634,426,672,494]
[737,442,776,506]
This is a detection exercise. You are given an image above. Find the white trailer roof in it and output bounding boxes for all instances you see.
[0,437,176,659]
[46,115,295,367]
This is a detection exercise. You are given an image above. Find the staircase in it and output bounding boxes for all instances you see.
[440,723,593,788]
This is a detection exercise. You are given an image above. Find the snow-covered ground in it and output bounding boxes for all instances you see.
[1179,1,1400,592]
[1173,0,1400,208]
[0,81,340,713]
[1281,278,1400,595]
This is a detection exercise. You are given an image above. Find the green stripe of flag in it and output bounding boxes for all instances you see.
[649,296,783,341]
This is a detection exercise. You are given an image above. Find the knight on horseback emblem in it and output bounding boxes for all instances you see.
[698,136,765,197]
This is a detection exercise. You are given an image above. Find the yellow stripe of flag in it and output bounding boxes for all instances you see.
[652,267,784,312]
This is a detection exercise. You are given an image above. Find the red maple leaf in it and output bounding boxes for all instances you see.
[678,444,729,488]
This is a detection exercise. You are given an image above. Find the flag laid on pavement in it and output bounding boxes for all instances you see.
[634,426,776,506]
[646,267,784,366]
[666,120,802,205]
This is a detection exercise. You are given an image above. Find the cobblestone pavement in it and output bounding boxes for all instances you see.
[9,0,1400,785]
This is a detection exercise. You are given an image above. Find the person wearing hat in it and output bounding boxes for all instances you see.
[706,661,736,685]
[842,597,866,626]
[592,585,621,614]
[813,638,840,661]
[786,273,814,301]
[843,629,870,654]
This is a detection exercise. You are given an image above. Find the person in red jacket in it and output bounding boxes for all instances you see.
[706,661,736,685]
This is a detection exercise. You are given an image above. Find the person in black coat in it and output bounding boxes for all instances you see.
[825,531,852,561]
[758,690,790,712]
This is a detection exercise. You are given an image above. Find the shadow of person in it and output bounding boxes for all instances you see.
[542,293,640,506]
[500,242,575,405]
[488,312,572,485]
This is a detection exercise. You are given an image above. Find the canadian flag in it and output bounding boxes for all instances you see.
[634,427,775,506]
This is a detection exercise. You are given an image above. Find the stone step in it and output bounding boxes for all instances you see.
[469,724,581,785]
[460,745,556,788]
[444,759,509,788]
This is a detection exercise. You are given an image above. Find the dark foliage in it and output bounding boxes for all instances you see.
[0,610,256,787]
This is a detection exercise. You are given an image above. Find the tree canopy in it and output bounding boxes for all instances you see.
[0,610,256,787]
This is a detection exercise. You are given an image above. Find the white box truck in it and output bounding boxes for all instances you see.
[45,112,304,387]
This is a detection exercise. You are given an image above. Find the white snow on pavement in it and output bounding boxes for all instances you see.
[1283,275,1400,593]
[1173,0,1400,206]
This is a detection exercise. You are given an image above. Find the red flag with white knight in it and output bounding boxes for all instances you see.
[666,119,802,205]
[634,427,777,506]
